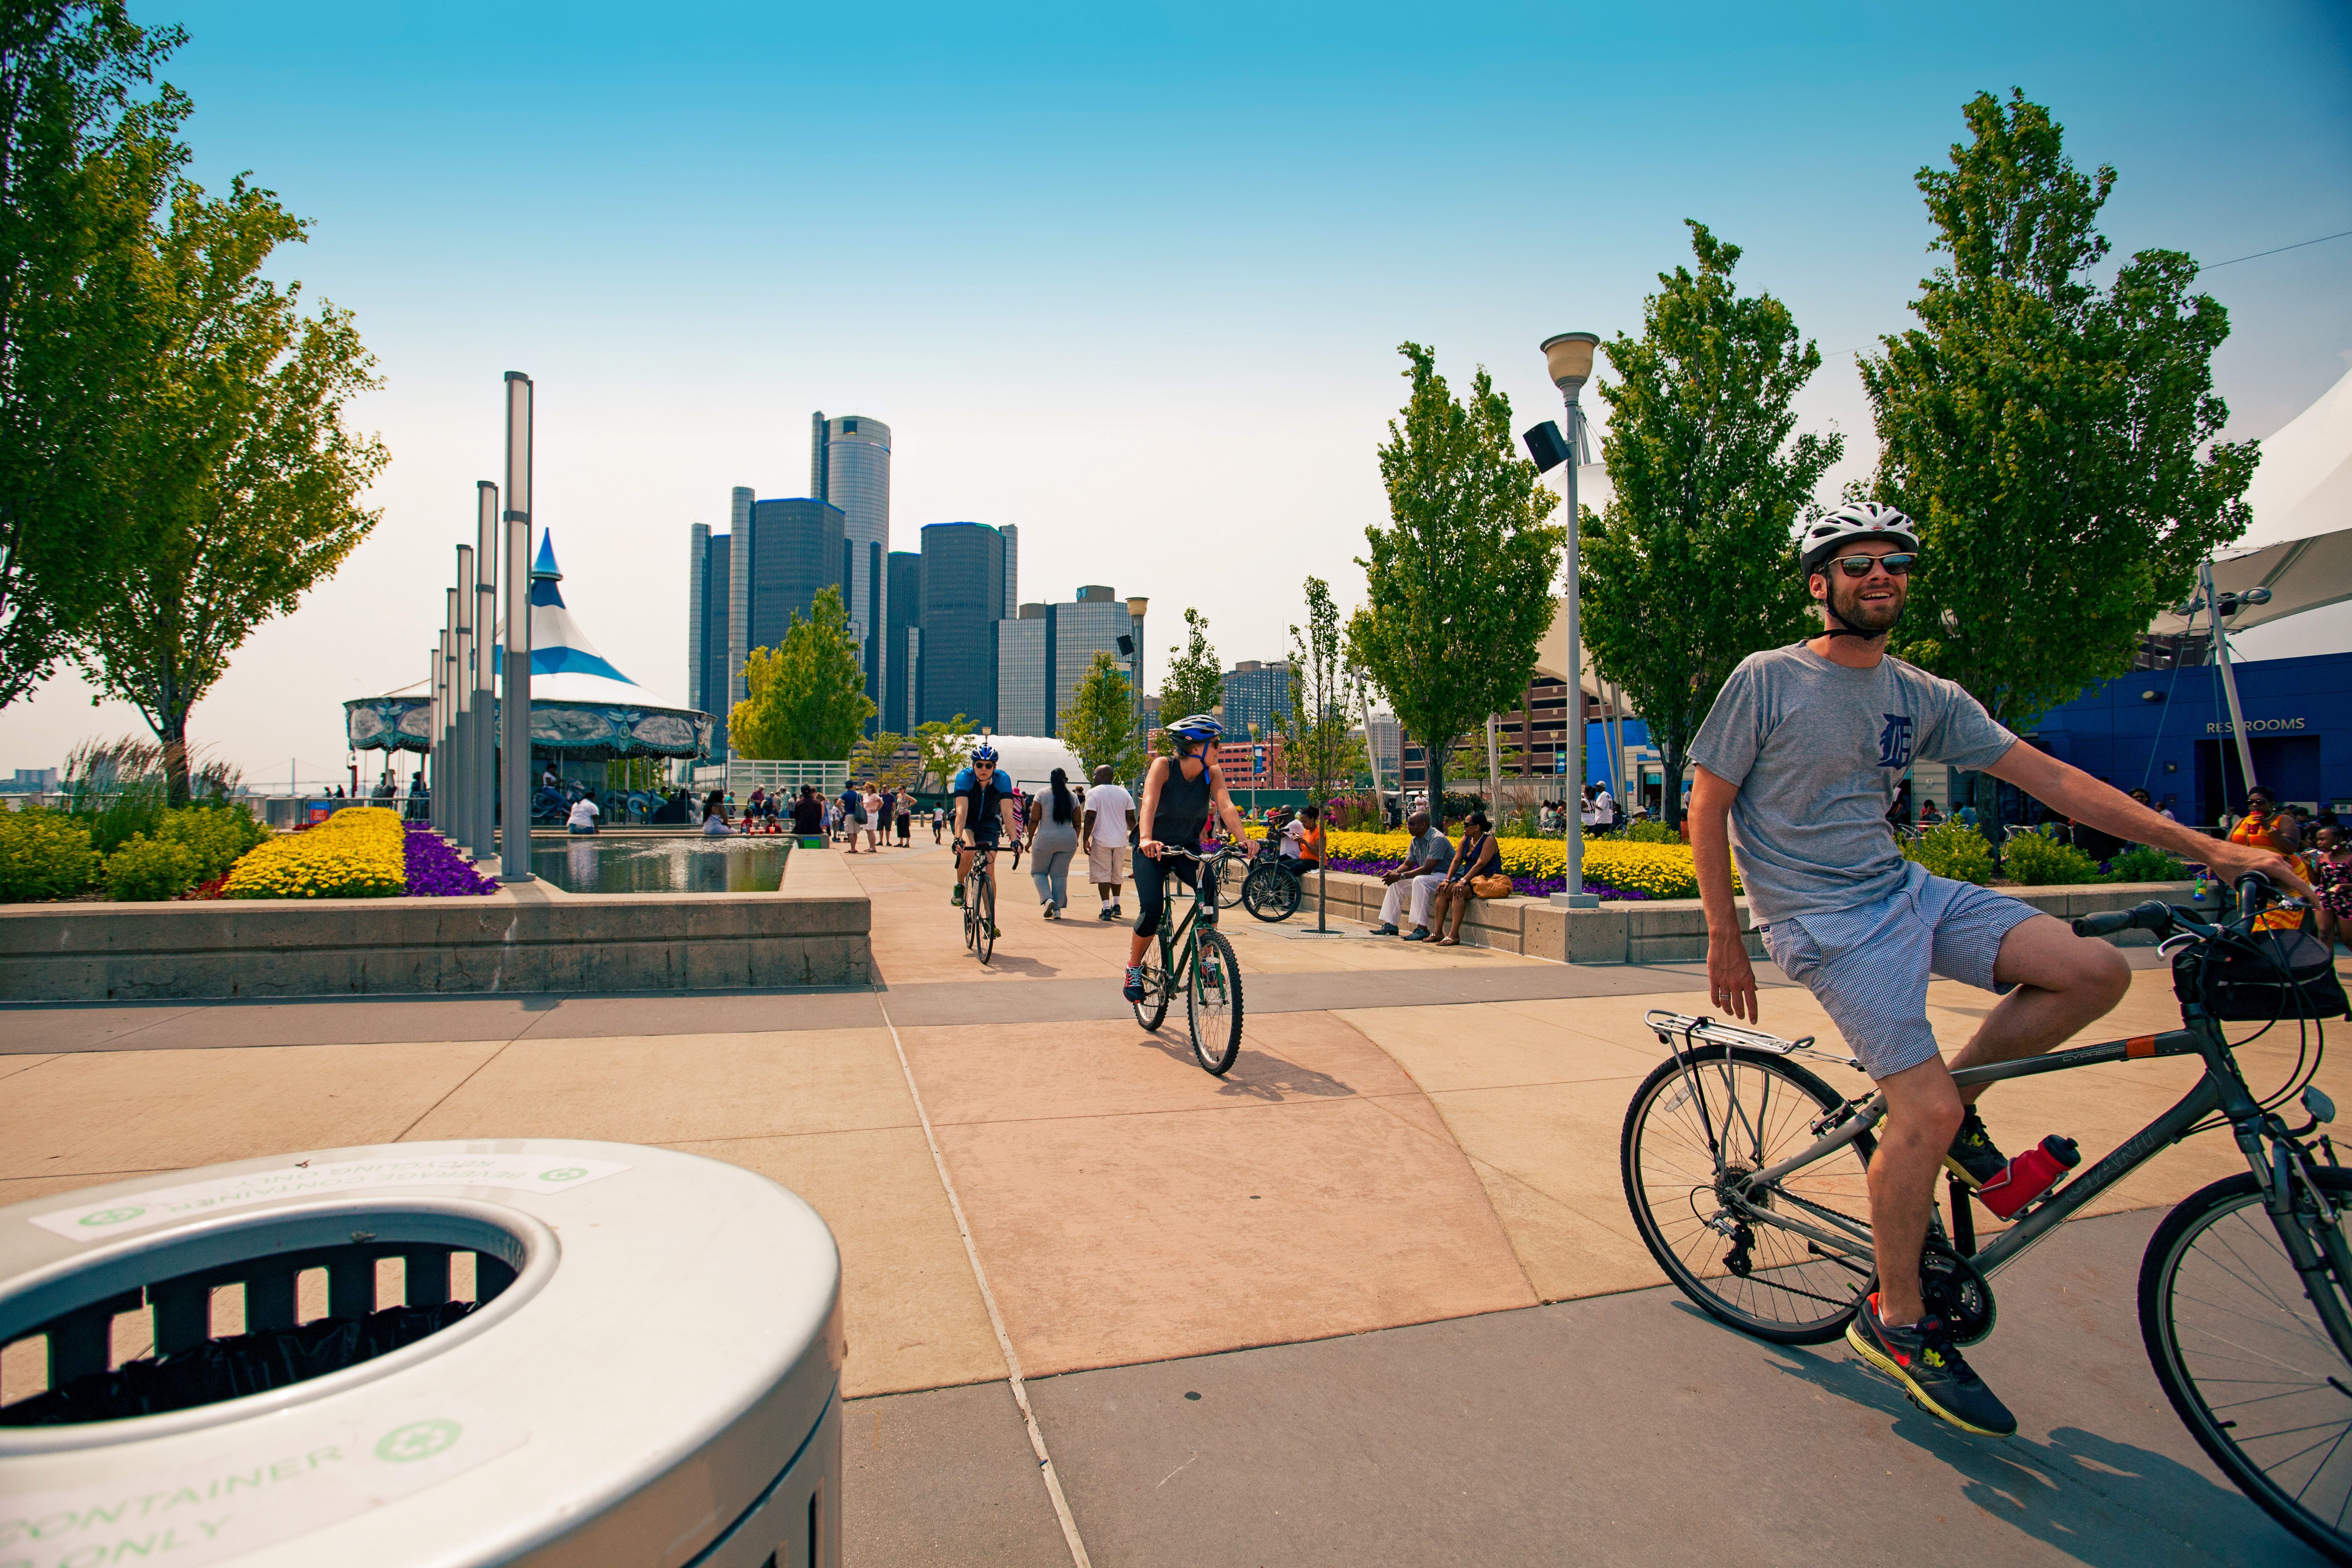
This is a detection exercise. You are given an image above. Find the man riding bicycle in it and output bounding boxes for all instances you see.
[1688,502,2305,1438]
[951,743,1026,936]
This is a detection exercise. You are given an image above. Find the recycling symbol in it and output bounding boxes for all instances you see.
[539,1167,588,1183]
[78,1206,146,1228]
[376,1418,463,1464]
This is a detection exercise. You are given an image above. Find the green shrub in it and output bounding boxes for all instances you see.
[2002,830,2102,886]
[155,803,271,881]
[1602,819,1684,845]
[2106,843,2190,884]
[102,833,204,901]
[1903,819,1994,885]
[0,809,102,900]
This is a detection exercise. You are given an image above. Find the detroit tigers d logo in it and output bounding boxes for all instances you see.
[1877,714,1915,769]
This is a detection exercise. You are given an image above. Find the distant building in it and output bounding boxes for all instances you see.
[1398,675,1583,794]
[1001,524,1019,617]
[885,550,921,735]
[918,522,1008,728]
[990,585,1141,738]
[0,767,58,794]
[1222,660,1294,741]
[812,413,892,718]
[996,606,1050,737]
[1213,736,1289,789]
[690,493,850,759]
[1366,711,1401,784]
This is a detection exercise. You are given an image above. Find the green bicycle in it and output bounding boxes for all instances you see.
[1131,843,1246,1075]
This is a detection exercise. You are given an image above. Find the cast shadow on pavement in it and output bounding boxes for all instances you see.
[1119,1027,1359,1105]
[1749,1332,2320,1566]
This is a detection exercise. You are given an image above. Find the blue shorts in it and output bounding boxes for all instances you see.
[1757,861,2041,1081]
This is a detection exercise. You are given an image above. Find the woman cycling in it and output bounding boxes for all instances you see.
[1123,714,1254,1002]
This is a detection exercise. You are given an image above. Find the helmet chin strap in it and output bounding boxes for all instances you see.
[1818,591,1896,642]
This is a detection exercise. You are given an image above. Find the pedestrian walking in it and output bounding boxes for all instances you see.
[1029,768,1081,918]
[861,783,885,852]
[839,779,867,851]
[1081,764,1137,921]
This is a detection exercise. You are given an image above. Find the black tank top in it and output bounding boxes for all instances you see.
[1150,756,1213,847]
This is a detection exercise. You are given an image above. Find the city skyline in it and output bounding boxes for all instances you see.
[0,0,2344,781]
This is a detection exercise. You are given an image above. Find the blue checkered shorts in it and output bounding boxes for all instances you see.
[1756,861,2042,1081]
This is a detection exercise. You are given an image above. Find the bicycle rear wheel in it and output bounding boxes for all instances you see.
[1211,855,1248,909]
[1242,863,1300,923]
[1185,929,1243,1075]
[2142,1169,2352,1563]
[1620,1044,1876,1345]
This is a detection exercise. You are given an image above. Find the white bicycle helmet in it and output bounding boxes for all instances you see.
[1799,503,1919,579]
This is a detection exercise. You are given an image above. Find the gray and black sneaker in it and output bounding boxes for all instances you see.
[1945,1109,2007,1190]
[950,884,965,908]
[1845,1292,2017,1436]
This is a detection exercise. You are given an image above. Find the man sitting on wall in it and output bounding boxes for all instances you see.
[1370,810,1453,940]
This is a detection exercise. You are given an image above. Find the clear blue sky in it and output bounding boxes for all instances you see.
[4,0,2347,784]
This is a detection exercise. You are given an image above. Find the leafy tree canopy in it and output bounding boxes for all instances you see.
[1862,90,2254,729]
[1286,576,1356,803]
[1060,650,1148,782]
[1347,343,1564,803]
[1155,606,1222,753]
[912,713,975,794]
[729,587,876,760]
[1581,221,1842,828]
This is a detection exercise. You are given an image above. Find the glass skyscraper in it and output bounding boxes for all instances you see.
[918,521,1007,728]
[748,499,847,640]
[1052,586,1132,733]
[995,608,1050,737]
[812,413,891,721]
[1222,660,1295,740]
[689,495,848,759]
[884,550,920,735]
[687,524,730,755]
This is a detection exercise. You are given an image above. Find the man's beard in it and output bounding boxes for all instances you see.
[1826,575,1905,636]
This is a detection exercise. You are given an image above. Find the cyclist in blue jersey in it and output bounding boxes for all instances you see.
[951,743,1026,922]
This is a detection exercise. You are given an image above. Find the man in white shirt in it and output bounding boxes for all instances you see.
[1593,785,1615,829]
[566,793,601,835]
[1080,765,1137,921]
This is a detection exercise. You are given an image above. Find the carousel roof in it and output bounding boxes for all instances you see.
[345,533,712,757]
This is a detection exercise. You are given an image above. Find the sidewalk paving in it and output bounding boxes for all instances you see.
[3,840,2342,1562]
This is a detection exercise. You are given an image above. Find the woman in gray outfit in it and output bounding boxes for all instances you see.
[1028,768,1082,919]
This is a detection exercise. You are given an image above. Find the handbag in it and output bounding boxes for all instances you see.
[2174,928,2350,1022]
[1469,873,1514,899]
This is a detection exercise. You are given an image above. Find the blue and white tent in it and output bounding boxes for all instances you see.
[345,533,714,760]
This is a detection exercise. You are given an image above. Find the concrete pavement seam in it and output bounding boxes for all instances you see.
[876,989,1093,1568]
[387,1037,525,1143]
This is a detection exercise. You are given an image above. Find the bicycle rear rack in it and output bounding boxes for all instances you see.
[1644,1009,1862,1073]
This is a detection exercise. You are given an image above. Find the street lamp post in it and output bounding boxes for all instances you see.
[500,373,535,882]
[1538,331,1602,917]
[475,481,498,861]
[454,545,476,854]
[1126,596,1149,747]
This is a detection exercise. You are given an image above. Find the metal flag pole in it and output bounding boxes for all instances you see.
[454,545,476,853]
[500,373,536,882]
[2202,560,2259,800]
[475,482,498,861]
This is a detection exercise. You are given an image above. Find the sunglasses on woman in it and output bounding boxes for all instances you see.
[1827,552,1916,578]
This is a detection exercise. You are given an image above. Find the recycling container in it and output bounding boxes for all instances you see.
[0,1140,841,1567]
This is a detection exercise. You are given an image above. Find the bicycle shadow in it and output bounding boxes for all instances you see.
[1123,1027,1359,1104]
[1738,1324,2321,1565]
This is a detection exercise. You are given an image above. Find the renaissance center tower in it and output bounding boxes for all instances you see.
[812,413,892,716]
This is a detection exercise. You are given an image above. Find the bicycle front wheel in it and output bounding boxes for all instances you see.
[1212,855,1249,909]
[975,872,995,964]
[1184,929,1243,1074]
[1242,863,1300,923]
[1620,1044,1876,1345]
[2142,1169,2352,1563]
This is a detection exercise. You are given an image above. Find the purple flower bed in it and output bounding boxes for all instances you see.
[405,828,498,896]
[1323,856,1657,902]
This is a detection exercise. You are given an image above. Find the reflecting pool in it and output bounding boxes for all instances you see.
[532,836,790,893]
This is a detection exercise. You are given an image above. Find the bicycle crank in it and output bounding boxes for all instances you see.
[1918,1239,1996,1346]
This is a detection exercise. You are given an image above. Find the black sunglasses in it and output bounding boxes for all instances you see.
[1827,553,1916,578]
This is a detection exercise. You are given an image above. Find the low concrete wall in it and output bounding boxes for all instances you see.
[0,843,871,1002]
[1286,870,2199,966]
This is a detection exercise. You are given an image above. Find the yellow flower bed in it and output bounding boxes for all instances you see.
[1301,827,1737,901]
[222,806,407,900]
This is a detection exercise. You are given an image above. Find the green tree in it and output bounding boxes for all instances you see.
[1285,577,1357,805]
[1347,343,1564,808]
[729,586,876,760]
[75,176,388,804]
[1579,222,1843,830]
[1862,90,2253,756]
[1060,651,1148,781]
[1154,606,1222,753]
[849,730,917,792]
[0,1,188,706]
[911,713,974,794]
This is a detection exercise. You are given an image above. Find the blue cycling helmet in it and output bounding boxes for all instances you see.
[970,742,1001,766]
[1165,713,1223,744]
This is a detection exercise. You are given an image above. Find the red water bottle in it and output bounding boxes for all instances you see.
[1975,1135,2082,1220]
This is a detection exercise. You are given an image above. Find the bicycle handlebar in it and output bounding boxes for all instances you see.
[2072,900,2176,939]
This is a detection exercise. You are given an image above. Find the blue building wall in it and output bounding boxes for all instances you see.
[2027,649,2347,824]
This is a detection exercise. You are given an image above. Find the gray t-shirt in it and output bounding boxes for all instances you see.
[1404,826,1453,872]
[1687,643,2017,923]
